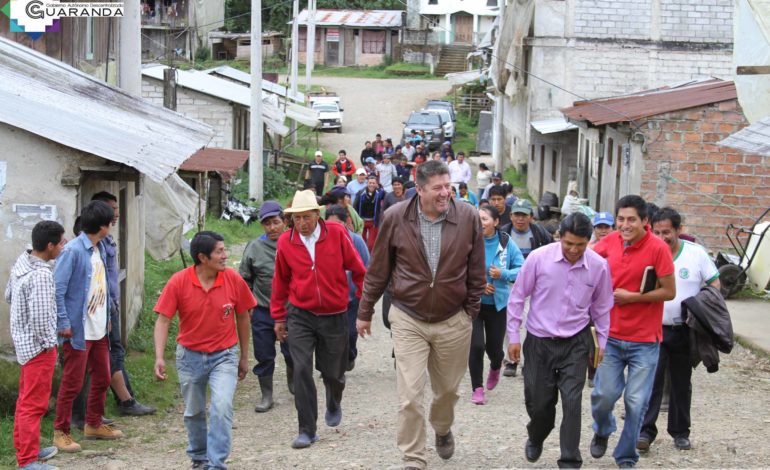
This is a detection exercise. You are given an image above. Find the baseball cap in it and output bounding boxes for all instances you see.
[365,157,376,164]
[491,171,503,179]
[383,153,392,159]
[511,199,533,215]
[314,150,323,157]
[258,201,283,222]
[355,168,367,176]
[593,212,615,227]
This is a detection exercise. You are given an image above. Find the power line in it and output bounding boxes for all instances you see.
[394,0,643,130]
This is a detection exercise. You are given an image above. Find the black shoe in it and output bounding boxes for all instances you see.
[503,361,518,377]
[190,460,207,469]
[346,358,355,372]
[590,434,609,459]
[636,436,651,452]
[118,399,156,416]
[525,439,543,463]
[618,462,635,468]
[674,437,691,450]
[435,430,455,460]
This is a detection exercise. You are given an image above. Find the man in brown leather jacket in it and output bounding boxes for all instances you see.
[356,160,485,470]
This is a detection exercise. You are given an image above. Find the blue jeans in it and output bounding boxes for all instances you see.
[176,345,239,469]
[591,338,659,466]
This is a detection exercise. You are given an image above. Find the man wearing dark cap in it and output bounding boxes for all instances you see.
[481,171,504,200]
[239,201,292,413]
[306,151,330,196]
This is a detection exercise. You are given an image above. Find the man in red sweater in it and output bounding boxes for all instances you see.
[271,190,366,449]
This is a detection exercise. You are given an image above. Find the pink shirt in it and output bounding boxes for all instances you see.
[506,242,614,348]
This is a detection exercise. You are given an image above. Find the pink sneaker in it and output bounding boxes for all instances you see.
[486,368,501,390]
[471,387,486,405]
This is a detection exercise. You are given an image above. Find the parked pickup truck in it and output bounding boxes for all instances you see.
[308,92,343,133]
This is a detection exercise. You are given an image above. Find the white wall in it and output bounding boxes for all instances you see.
[142,77,235,148]
[0,124,145,350]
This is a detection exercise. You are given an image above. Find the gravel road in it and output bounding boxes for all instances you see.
[302,76,452,157]
[51,77,770,470]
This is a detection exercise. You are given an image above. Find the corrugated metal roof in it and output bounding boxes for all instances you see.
[718,115,770,157]
[202,65,306,103]
[531,117,578,134]
[143,65,319,132]
[295,9,402,28]
[179,148,249,180]
[561,79,738,126]
[0,38,215,183]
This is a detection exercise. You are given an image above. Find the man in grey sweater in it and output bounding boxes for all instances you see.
[239,201,293,412]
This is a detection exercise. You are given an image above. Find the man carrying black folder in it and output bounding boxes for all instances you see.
[589,195,676,469]
[507,213,614,468]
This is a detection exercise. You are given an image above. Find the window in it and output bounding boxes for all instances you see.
[428,0,437,4]
[551,150,558,182]
[298,28,321,53]
[530,144,535,162]
[607,138,614,166]
[487,0,498,6]
[86,18,95,60]
[362,30,386,54]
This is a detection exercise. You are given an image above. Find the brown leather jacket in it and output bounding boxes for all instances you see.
[358,195,485,323]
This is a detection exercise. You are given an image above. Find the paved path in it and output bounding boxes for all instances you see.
[728,298,770,353]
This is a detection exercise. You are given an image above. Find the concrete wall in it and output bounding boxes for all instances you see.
[142,77,234,148]
[636,100,770,251]
[501,0,735,200]
[0,124,145,352]
[526,129,579,203]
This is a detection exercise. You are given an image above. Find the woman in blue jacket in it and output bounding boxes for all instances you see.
[469,205,524,405]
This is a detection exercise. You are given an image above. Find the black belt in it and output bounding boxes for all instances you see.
[663,324,686,330]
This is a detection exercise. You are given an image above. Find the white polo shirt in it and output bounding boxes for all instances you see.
[663,240,719,325]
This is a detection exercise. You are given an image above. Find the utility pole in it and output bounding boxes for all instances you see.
[305,0,316,89]
[290,0,299,146]
[249,0,264,201]
[492,0,506,173]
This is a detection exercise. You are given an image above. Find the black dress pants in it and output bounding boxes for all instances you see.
[640,324,692,441]
[287,305,348,436]
[523,329,589,468]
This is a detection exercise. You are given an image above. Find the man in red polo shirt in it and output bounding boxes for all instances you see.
[589,195,676,469]
[153,231,255,470]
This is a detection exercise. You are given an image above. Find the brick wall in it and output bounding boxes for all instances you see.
[141,78,233,148]
[639,100,770,251]
[660,0,732,43]
[573,0,652,39]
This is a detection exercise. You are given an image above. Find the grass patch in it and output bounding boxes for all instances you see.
[503,167,533,201]
[385,63,431,76]
[451,111,479,154]
[268,63,440,80]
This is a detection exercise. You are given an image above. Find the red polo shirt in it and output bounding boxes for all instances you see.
[154,267,256,352]
[594,228,674,343]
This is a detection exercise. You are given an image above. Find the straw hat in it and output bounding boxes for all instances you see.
[284,189,322,213]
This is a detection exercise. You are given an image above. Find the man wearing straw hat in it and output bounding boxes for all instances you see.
[271,189,367,449]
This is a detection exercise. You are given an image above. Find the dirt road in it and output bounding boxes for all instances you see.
[51,77,770,469]
[307,76,451,158]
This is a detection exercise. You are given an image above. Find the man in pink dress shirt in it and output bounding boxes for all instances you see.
[507,213,614,468]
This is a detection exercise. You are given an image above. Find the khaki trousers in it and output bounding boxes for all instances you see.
[390,305,473,469]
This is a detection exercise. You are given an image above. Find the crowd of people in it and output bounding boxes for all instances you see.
[8,150,729,470]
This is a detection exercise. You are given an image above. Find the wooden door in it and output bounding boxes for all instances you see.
[454,15,473,44]
[344,29,356,65]
[325,27,340,65]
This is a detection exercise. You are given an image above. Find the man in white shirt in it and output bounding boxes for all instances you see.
[638,207,720,452]
[401,141,416,161]
[346,169,368,197]
[447,152,471,190]
[376,154,398,192]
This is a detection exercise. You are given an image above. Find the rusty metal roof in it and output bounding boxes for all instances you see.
[179,148,249,181]
[561,79,738,126]
[295,9,402,28]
